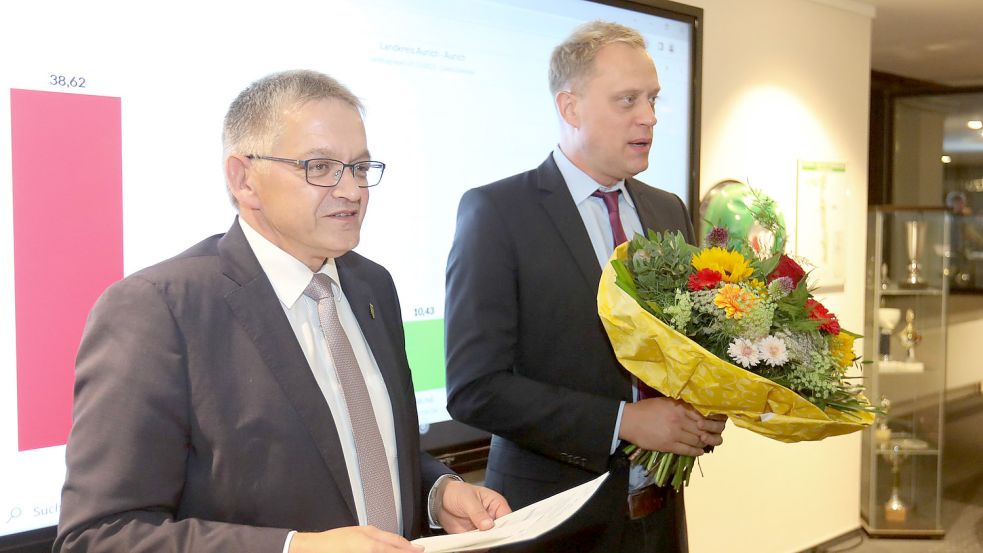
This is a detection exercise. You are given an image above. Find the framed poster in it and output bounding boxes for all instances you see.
[796,160,847,291]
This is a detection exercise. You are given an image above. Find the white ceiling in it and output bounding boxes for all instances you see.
[862,0,983,87]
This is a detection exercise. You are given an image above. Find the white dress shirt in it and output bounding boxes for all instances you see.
[239,219,402,548]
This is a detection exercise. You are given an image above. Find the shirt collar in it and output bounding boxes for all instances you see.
[239,218,340,309]
[551,145,635,209]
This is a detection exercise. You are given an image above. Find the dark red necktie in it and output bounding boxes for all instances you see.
[591,189,629,248]
[591,189,659,400]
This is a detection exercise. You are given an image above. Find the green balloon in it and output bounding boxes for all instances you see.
[699,180,786,253]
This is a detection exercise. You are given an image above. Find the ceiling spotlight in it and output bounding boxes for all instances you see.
[941,155,952,163]
[969,120,983,130]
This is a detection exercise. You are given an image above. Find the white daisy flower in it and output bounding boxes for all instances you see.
[727,338,760,368]
[757,335,789,367]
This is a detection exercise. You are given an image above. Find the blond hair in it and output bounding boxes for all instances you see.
[548,20,647,95]
[223,69,363,157]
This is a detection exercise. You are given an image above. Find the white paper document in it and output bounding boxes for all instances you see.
[412,471,609,552]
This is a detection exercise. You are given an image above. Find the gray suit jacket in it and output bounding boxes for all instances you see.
[55,219,450,552]
[445,154,694,552]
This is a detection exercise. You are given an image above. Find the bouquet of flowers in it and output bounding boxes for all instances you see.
[597,192,876,490]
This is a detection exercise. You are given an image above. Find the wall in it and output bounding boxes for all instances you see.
[676,0,874,551]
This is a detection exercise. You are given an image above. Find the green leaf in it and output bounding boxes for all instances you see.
[758,252,783,278]
[644,300,664,315]
[612,260,644,304]
[840,327,863,339]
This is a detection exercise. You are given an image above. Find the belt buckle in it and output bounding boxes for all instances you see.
[626,484,668,520]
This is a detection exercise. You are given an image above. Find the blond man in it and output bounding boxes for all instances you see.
[446,22,724,553]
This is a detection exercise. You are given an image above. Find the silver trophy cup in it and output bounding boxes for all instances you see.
[900,220,927,289]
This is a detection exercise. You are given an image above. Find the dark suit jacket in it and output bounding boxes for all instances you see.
[445,155,694,552]
[55,219,450,553]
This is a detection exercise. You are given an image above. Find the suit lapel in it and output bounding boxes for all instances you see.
[625,178,658,234]
[536,155,603,289]
[337,255,417,534]
[626,178,696,243]
[218,220,358,521]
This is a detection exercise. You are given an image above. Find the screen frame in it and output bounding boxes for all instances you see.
[0,526,56,552]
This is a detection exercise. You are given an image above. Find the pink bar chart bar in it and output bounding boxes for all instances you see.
[11,88,122,451]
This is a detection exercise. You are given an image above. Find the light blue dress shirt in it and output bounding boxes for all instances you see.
[552,146,654,490]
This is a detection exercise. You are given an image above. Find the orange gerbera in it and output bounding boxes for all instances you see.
[713,284,757,319]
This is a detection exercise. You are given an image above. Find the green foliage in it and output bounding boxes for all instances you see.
[664,290,694,332]
[629,230,698,296]
[612,259,642,302]
[773,277,820,331]
[756,252,783,279]
[748,188,786,238]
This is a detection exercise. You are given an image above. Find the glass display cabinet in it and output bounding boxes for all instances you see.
[948,211,983,292]
[861,207,947,537]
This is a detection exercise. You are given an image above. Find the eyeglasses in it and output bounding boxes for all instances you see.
[246,155,386,188]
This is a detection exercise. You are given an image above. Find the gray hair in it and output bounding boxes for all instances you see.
[223,69,363,158]
[548,20,648,96]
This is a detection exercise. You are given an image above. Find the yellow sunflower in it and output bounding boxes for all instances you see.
[829,332,857,370]
[713,284,758,319]
[692,247,753,283]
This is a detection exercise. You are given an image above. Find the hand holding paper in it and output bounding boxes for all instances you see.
[413,472,609,553]
[436,479,511,533]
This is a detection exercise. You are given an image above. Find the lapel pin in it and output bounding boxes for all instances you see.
[369,303,376,319]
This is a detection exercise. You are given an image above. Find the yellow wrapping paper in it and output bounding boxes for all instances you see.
[598,243,874,443]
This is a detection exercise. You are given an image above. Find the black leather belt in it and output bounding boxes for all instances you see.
[626,484,671,520]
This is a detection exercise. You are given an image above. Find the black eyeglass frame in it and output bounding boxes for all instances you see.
[245,154,386,188]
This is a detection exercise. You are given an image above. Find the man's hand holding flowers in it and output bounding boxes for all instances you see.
[619,397,727,457]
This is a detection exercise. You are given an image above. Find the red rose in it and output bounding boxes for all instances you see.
[807,298,840,335]
[688,268,723,291]
[768,254,806,287]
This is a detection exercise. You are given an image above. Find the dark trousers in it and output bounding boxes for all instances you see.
[493,482,688,553]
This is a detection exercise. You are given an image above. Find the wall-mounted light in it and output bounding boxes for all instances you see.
[969,120,983,130]
[941,155,952,163]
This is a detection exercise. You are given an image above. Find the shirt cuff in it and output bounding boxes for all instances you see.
[612,400,626,455]
[282,530,296,553]
[428,473,464,529]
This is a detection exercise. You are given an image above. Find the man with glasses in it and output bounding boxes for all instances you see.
[56,70,509,553]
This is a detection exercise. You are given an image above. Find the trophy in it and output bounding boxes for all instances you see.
[882,434,929,525]
[899,308,921,362]
[876,308,901,362]
[880,262,893,290]
[884,443,908,523]
[900,220,928,289]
